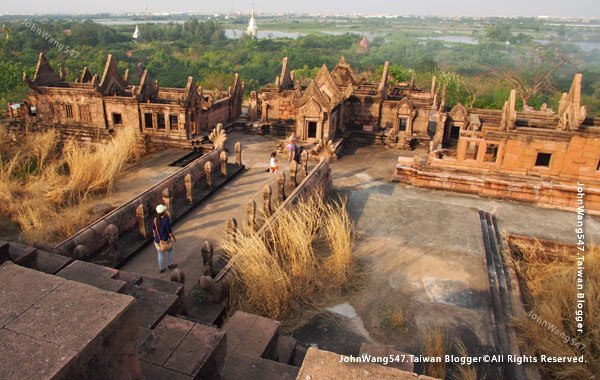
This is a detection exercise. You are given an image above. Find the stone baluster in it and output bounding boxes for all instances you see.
[135,204,146,237]
[289,160,298,188]
[226,218,238,243]
[277,172,286,204]
[204,161,213,188]
[220,151,228,176]
[184,173,193,203]
[235,142,242,166]
[162,188,172,217]
[263,184,272,218]
[73,245,88,260]
[201,240,214,276]
[104,224,121,261]
[301,150,309,176]
[246,200,257,233]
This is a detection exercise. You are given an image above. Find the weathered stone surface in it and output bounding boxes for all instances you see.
[223,310,280,361]
[297,347,439,380]
[56,260,127,293]
[140,361,193,380]
[31,249,72,275]
[140,316,226,379]
[0,262,64,329]
[0,263,141,380]
[125,285,179,329]
[276,335,297,365]
[141,275,185,296]
[359,343,415,372]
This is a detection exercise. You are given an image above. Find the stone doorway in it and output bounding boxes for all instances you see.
[307,121,318,139]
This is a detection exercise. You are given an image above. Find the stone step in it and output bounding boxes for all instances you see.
[276,335,297,365]
[55,260,127,294]
[140,275,185,297]
[0,240,38,269]
[139,315,226,380]
[178,294,227,326]
[359,343,415,372]
[223,356,299,380]
[125,284,180,329]
[222,310,280,361]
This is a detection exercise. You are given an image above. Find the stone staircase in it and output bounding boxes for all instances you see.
[1,241,307,379]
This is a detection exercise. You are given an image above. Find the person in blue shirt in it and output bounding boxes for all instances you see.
[153,204,177,273]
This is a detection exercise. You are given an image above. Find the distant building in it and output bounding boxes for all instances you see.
[19,53,244,149]
[359,36,369,51]
[246,1,258,38]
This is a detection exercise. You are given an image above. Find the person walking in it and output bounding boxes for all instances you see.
[269,152,279,173]
[153,204,177,273]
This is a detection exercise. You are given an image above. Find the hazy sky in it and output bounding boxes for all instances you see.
[3,0,600,18]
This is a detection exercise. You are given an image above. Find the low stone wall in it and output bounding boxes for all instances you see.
[394,156,600,215]
[215,158,332,282]
[55,146,244,266]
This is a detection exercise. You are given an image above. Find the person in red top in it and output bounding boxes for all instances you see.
[153,204,177,273]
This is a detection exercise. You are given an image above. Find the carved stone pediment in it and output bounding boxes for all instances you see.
[449,104,468,122]
[98,54,128,96]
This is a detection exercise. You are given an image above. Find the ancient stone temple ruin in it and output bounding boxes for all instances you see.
[19,52,244,148]
[256,57,600,213]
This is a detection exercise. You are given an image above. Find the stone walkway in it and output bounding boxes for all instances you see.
[122,132,284,292]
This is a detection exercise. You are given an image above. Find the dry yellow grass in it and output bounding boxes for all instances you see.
[0,128,141,243]
[512,239,599,379]
[221,193,354,320]
[422,325,447,378]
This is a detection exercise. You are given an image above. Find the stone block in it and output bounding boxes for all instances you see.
[0,263,141,380]
[0,262,64,329]
[140,361,193,380]
[276,335,297,365]
[141,276,184,296]
[223,310,280,361]
[125,285,180,329]
[140,316,226,380]
[359,343,415,372]
[31,250,72,275]
[297,347,439,380]
[56,261,127,293]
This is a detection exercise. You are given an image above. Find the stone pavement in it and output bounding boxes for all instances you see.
[122,132,285,292]
[295,143,600,373]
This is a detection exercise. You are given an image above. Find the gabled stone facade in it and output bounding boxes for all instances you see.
[20,53,244,149]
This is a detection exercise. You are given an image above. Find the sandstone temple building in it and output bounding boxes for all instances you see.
[20,52,244,148]
[255,57,600,213]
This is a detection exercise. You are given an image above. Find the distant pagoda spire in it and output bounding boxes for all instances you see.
[246,0,258,38]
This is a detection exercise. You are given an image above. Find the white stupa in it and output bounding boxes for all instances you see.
[133,25,139,40]
[246,1,258,38]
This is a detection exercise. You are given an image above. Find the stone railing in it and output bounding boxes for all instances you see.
[214,158,332,282]
[55,144,245,266]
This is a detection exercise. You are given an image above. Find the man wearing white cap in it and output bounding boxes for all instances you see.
[153,204,177,273]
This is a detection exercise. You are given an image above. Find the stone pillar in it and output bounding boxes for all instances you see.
[135,204,146,238]
[301,150,309,176]
[263,184,272,218]
[184,174,193,203]
[104,224,121,261]
[162,188,172,216]
[246,200,257,233]
[201,240,214,276]
[289,160,298,188]
[277,172,286,203]
[204,161,213,188]
[220,151,228,176]
[226,218,238,243]
[234,142,242,166]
